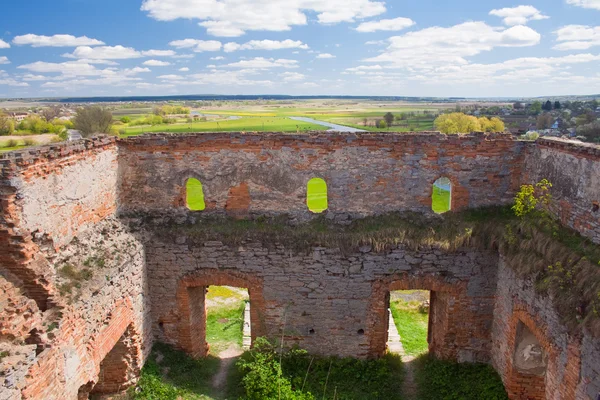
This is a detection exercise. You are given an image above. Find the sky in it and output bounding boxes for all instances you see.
[1,0,600,98]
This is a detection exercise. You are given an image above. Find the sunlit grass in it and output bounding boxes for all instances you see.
[389,297,429,356]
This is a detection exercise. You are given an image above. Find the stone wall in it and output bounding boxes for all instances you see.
[117,132,525,219]
[143,229,498,361]
[525,137,600,244]
[491,258,600,400]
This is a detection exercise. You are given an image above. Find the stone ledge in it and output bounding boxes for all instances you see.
[537,137,600,160]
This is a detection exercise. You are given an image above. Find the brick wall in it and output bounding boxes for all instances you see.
[117,132,525,218]
[491,258,600,400]
[144,231,498,360]
[524,138,600,244]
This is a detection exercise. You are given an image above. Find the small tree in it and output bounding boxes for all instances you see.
[554,101,561,110]
[536,113,554,130]
[529,101,542,115]
[383,112,394,127]
[0,114,15,135]
[73,106,113,137]
[362,117,368,127]
[41,106,62,122]
[542,100,553,111]
[513,101,523,110]
[512,179,552,217]
[376,120,387,129]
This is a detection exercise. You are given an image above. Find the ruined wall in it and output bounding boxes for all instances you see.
[0,139,150,400]
[144,229,498,361]
[525,138,600,244]
[491,259,600,400]
[117,132,525,219]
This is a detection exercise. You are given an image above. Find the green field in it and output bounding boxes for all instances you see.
[120,116,329,136]
[432,187,451,214]
[390,296,430,356]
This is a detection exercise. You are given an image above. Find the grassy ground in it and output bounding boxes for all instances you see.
[206,300,246,355]
[389,294,429,356]
[120,116,328,136]
[431,188,451,214]
[414,355,508,400]
[130,343,244,400]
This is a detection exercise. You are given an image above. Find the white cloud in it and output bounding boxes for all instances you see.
[125,67,152,74]
[179,67,190,71]
[0,39,10,49]
[316,53,335,59]
[136,82,176,89]
[0,78,28,87]
[168,39,222,52]
[356,17,415,32]
[142,59,171,66]
[63,45,142,59]
[224,39,309,52]
[489,6,549,26]
[172,54,195,59]
[554,25,600,50]
[187,70,273,85]
[566,0,600,10]
[280,71,305,81]
[0,57,9,64]
[18,61,111,76]
[141,0,386,36]
[158,74,185,80]
[74,59,119,65]
[223,57,298,68]
[141,49,176,56]
[21,74,49,81]
[364,22,541,68]
[13,34,105,47]
[210,56,225,60]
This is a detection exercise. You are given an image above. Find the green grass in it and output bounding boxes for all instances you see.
[121,116,329,136]
[414,355,508,400]
[206,301,246,355]
[186,178,206,211]
[306,177,327,213]
[130,343,243,400]
[389,297,429,356]
[432,187,451,214]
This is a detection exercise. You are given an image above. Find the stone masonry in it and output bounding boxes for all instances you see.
[1,131,599,399]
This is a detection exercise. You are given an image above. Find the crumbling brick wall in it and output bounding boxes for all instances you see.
[491,259,600,400]
[144,231,498,361]
[117,132,526,219]
[524,138,600,245]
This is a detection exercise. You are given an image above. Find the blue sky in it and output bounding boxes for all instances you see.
[1,0,600,98]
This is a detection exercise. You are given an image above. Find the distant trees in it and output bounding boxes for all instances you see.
[41,106,62,122]
[0,113,15,135]
[513,101,523,110]
[120,116,131,123]
[16,116,66,134]
[536,113,554,130]
[383,112,394,127]
[542,100,553,111]
[529,101,543,115]
[434,113,505,134]
[577,121,600,142]
[376,120,387,129]
[554,101,561,110]
[153,105,190,116]
[576,110,597,126]
[73,106,113,136]
[362,117,368,127]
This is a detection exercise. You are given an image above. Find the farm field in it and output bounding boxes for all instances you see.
[120,116,329,136]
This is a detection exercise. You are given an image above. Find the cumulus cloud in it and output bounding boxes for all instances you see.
[141,0,386,36]
[210,56,225,60]
[223,57,298,68]
[0,39,10,49]
[566,0,600,10]
[158,74,185,80]
[13,34,105,47]
[554,25,600,50]
[316,53,335,59]
[179,67,190,71]
[356,17,415,32]
[141,49,176,56]
[188,70,273,85]
[143,59,171,66]
[168,39,222,52]
[63,45,142,59]
[489,6,549,26]
[18,61,112,76]
[224,39,309,52]
[0,78,28,87]
[364,22,541,67]
[280,71,305,81]
[0,57,9,64]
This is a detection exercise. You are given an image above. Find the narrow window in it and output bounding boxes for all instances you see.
[186,178,205,211]
[432,177,451,214]
[307,178,328,213]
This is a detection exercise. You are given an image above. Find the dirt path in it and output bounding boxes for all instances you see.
[212,345,243,390]
[401,354,418,400]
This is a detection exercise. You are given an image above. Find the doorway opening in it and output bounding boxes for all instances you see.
[205,285,250,357]
[387,290,431,357]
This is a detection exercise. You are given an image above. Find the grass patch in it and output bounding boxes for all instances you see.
[432,188,450,214]
[131,342,243,400]
[414,355,507,400]
[206,300,246,355]
[390,296,429,356]
[121,116,328,136]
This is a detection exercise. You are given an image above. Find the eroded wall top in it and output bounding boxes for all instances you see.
[117,131,526,218]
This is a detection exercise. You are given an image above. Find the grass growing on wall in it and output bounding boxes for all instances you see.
[414,355,508,400]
